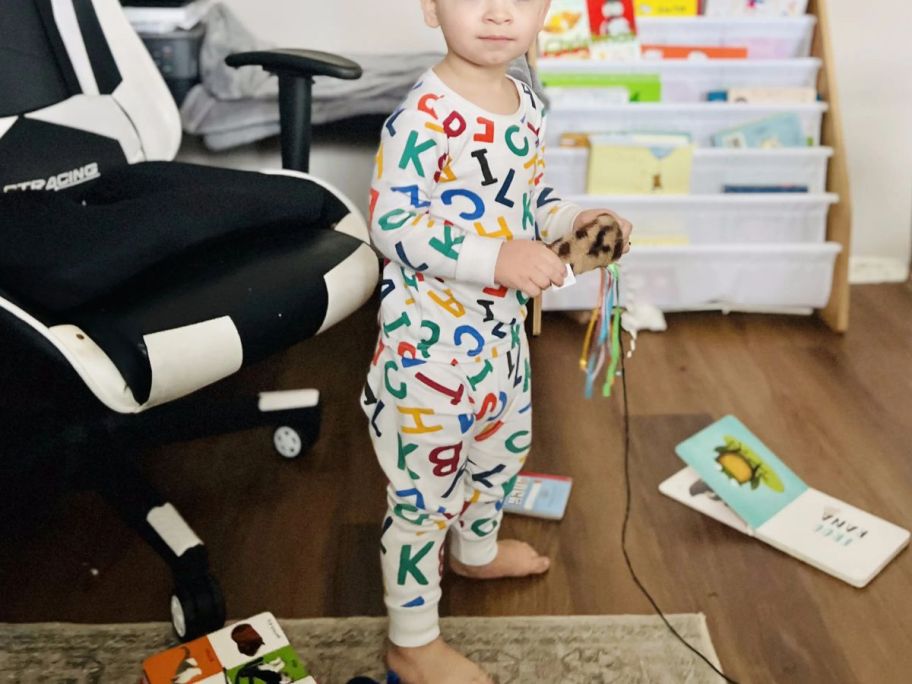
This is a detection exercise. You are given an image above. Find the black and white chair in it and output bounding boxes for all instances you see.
[0,0,379,639]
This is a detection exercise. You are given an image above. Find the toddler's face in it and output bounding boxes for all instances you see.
[422,0,552,67]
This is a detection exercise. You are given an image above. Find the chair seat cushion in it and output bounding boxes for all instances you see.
[0,161,348,312]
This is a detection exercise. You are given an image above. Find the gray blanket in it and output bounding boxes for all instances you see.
[181,3,546,150]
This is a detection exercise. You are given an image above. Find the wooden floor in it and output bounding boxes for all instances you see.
[2,282,911,684]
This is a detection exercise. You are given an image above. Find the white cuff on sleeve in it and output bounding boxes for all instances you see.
[454,235,502,287]
[540,202,584,243]
[387,600,441,647]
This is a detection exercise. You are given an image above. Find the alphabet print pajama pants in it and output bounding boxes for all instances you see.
[362,333,532,647]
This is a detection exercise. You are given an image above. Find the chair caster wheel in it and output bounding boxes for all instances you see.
[171,574,226,641]
[272,423,317,459]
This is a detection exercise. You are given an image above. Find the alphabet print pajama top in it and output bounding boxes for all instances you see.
[362,69,581,647]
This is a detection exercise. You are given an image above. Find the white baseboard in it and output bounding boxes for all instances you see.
[849,257,910,284]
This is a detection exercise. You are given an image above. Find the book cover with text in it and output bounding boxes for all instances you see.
[664,416,909,587]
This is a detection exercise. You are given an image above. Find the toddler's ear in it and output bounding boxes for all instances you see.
[420,0,440,29]
[538,0,554,28]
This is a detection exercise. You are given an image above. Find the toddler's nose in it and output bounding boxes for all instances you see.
[484,0,513,23]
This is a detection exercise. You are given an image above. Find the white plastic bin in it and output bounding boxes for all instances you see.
[568,193,838,244]
[637,16,817,59]
[547,147,833,194]
[538,58,821,103]
[542,243,842,313]
[545,102,828,147]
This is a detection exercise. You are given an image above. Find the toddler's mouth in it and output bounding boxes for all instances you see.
[479,35,515,42]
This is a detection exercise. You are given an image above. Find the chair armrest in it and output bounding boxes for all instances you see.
[225,48,361,80]
[225,49,362,173]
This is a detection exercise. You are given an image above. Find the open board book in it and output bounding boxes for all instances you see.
[660,416,909,587]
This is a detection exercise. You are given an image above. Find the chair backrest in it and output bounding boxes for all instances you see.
[0,0,181,193]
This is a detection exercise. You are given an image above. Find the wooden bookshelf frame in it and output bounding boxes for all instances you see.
[809,0,851,332]
[530,1,852,336]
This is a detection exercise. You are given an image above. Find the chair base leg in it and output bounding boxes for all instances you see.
[122,388,322,458]
[93,449,226,641]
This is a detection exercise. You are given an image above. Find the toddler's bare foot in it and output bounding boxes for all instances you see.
[386,637,493,684]
[449,539,550,579]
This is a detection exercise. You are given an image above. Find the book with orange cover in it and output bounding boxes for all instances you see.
[641,44,749,60]
[142,612,314,684]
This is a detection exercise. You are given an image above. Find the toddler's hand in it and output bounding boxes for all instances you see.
[574,208,633,256]
[495,240,566,298]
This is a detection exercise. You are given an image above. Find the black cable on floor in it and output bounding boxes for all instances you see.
[617,314,739,684]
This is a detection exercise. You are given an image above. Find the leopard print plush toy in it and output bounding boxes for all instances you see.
[547,213,626,275]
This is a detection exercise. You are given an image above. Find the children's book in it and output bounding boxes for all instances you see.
[711,113,807,148]
[703,0,808,16]
[723,184,809,193]
[546,86,631,108]
[726,87,818,104]
[641,45,749,60]
[143,612,315,684]
[660,416,910,588]
[541,0,592,58]
[586,0,640,61]
[634,0,700,16]
[588,0,637,36]
[588,132,694,194]
[540,72,661,102]
[504,472,573,520]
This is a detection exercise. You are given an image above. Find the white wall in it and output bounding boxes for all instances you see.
[215,0,912,281]
[219,0,445,54]
[827,0,912,281]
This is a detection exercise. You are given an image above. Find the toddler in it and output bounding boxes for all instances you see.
[362,1,632,681]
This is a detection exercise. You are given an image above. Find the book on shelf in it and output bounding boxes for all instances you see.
[547,86,631,107]
[540,1,640,60]
[723,184,809,193]
[641,44,749,60]
[633,0,700,16]
[660,416,909,588]
[708,86,818,104]
[540,72,662,102]
[703,0,808,16]
[587,0,637,35]
[588,132,694,195]
[540,0,593,57]
[711,113,807,148]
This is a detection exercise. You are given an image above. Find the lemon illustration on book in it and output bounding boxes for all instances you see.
[714,436,784,492]
[544,11,582,33]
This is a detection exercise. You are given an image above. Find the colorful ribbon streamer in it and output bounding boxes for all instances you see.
[579,264,623,398]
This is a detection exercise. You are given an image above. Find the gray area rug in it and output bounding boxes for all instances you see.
[0,614,723,684]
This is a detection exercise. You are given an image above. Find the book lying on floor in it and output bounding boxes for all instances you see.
[660,416,910,588]
[504,472,573,520]
[143,612,315,684]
